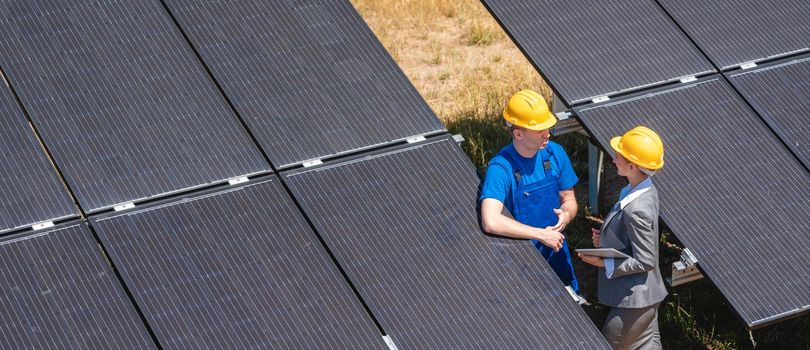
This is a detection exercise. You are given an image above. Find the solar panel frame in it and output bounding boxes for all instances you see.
[283,137,611,349]
[0,0,271,213]
[726,54,810,171]
[162,0,447,169]
[91,178,386,349]
[573,77,810,329]
[656,0,810,70]
[0,82,77,234]
[481,0,716,106]
[0,222,156,349]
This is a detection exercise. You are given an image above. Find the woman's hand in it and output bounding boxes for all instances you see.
[578,253,605,267]
[591,227,601,247]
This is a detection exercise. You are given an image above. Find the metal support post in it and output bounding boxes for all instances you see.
[588,142,603,215]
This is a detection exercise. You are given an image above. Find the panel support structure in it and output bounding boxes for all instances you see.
[588,142,604,216]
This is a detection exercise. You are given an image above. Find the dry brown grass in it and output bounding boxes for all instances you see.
[350,0,551,121]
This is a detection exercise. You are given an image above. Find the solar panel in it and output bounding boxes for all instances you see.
[91,179,385,349]
[727,55,810,169]
[0,0,270,213]
[0,83,76,234]
[657,0,810,70]
[283,137,610,349]
[0,223,155,348]
[574,77,810,329]
[481,0,715,105]
[162,0,446,168]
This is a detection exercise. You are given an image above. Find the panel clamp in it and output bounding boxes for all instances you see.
[452,134,465,144]
[679,76,697,83]
[228,176,249,185]
[555,111,573,121]
[302,159,323,168]
[668,248,704,287]
[382,335,399,350]
[31,221,55,231]
[591,96,610,104]
[565,285,586,305]
[113,202,136,212]
[740,61,758,69]
[406,135,426,144]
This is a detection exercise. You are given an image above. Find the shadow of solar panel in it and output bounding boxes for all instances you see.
[91,179,385,349]
[481,0,715,105]
[0,84,76,234]
[162,0,446,168]
[575,78,810,328]
[0,0,270,213]
[0,223,155,348]
[283,138,610,349]
[657,0,810,70]
[727,55,810,169]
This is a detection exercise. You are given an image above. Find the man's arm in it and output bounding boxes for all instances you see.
[480,198,564,252]
[551,189,577,231]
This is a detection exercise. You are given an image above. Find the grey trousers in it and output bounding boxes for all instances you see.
[602,303,662,350]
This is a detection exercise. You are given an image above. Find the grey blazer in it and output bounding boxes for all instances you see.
[598,185,667,308]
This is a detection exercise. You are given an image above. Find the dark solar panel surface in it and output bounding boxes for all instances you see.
[0,84,76,233]
[284,138,610,349]
[0,0,269,213]
[163,0,446,168]
[481,0,714,105]
[727,56,810,169]
[575,78,810,328]
[657,0,810,70]
[0,223,155,349]
[92,179,384,349]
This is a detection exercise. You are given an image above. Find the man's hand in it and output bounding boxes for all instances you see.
[537,227,565,252]
[591,227,601,247]
[550,208,569,232]
[578,253,604,267]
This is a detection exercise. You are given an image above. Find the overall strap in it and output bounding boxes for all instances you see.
[541,145,560,178]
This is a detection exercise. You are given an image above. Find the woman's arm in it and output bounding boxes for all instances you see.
[609,200,658,278]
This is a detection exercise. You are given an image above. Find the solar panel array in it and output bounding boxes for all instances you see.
[0,223,155,349]
[163,0,446,168]
[481,0,715,105]
[13,0,808,345]
[727,55,810,169]
[657,0,810,70]
[285,138,610,349]
[92,179,385,349]
[0,0,270,213]
[0,84,76,234]
[575,78,810,328]
[1,0,612,346]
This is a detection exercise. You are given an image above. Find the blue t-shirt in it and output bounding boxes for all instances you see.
[479,141,579,212]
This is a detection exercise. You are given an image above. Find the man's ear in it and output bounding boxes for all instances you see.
[512,128,522,139]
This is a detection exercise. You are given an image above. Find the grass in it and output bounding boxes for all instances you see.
[351,0,810,348]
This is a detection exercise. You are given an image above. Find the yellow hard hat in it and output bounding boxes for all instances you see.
[503,90,557,130]
[610,126,665,170]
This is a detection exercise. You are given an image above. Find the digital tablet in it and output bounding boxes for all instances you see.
[575,248,631,258]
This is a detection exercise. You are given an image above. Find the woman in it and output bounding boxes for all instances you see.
[578,126,667,350]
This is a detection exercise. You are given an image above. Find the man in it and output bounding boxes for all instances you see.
[480,89,580,292]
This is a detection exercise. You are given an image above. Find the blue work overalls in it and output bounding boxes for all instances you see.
[491,147,580,293]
